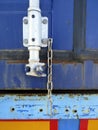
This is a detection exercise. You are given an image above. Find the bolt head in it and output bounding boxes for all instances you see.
[23,19,28,24]
[23,39,28,44]
[25,66,30,73]
[42,19,48,24]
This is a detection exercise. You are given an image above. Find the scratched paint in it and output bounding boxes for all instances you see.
[0,94,98,119]
[0,0,98,91]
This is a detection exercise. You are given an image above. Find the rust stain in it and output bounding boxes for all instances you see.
[84,97,88,100]
[6,60,82,64]
[68,94,75,98]
[7,60,28,64]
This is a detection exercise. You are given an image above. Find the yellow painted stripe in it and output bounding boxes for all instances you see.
[88,120,98,130]
[0,121,50,130]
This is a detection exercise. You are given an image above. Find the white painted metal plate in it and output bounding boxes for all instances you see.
[41,17,48,47]
[23,17,29,47]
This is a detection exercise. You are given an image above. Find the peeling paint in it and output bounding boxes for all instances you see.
[0,94,98,119]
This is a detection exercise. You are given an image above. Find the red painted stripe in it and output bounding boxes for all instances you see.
[80,119,88,130]
[50,120,58,130]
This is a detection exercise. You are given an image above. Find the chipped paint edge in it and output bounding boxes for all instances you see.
[0,94,98,119]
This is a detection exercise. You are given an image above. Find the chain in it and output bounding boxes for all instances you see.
[47,38,53,115]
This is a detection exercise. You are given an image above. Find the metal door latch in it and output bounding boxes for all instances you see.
[23,0,48,77]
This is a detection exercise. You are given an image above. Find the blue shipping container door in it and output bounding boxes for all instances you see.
[0,1,97,90]
[0,0,98,130]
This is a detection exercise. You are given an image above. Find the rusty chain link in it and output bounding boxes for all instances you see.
[47,38,53,115]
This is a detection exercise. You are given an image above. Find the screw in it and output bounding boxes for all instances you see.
[23,19,28,24]
[41,39,48,45]
[42,18,48,24]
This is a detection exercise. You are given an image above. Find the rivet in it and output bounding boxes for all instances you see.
[23,19,28,24]
[42,19,48,24]
[24,39,28,44]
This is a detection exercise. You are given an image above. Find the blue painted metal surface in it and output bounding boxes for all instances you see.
[52,0,73,50]
[86,0,98,49]
[0,94,98,119]
[0,0,77,90]
[59,120,79,130]
[0,0,52,49]
[1,61,98,90]
[0,0,97,90]
[0,0,98,129]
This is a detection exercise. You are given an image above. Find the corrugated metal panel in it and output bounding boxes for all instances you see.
[1,61,98,90]
[1,0,98,129]
[86,0,98,49]
[0,0,94,90]
[0,0,98,90]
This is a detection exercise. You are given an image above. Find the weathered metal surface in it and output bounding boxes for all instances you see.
[86,0,98,49]
[0,62,83,89]
[0,0,98,90]
[1,60,98,90]
[1,50,98,63]
[0,50,74,63]
[73,0,86,53]
[0,94,98,119]
[0,0,98,128]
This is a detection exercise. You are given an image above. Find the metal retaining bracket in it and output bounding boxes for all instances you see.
[23,0,48,77]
